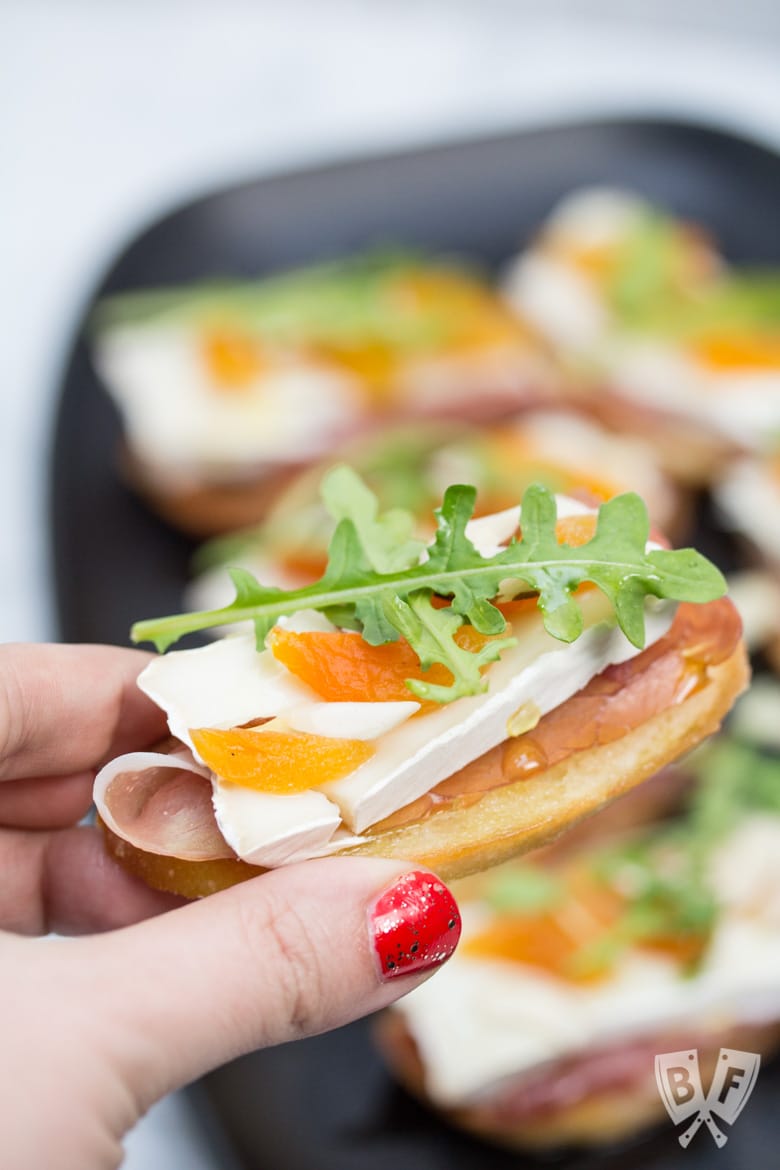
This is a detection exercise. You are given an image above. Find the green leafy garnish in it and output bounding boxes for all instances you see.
[591,833,718,968]
[686,736,780,842]
[93,250,483,353]
[592,194,780,345]
[605,209,780,341]
[484,866,565,914]
[192,426,462,574]
[132,468,725,704]
[608,212,685,325]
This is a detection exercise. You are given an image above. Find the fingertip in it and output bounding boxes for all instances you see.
[44,825,187,935]
[0,772,95,830]
[79,857,460,1103]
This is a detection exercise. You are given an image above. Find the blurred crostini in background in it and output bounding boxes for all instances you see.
[186,408,680,619]
[376,722,780,1149]
[504,187,780,485]
[715,450,780,670]
[92,251,558,536]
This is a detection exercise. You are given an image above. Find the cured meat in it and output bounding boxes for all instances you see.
[375,598,741,831]
[94,749,234,861]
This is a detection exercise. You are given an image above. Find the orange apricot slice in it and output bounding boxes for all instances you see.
[315,339,398,400]
[495,513,598,619]
[267,625,493,708]
[550,240,619,282]
[689,332,780,372]
[190,726,374,794]
[392,270,529,350]
[278,551,329,582]
[202,329,265,388]
[555,512,598,547]
[463,876,623,983]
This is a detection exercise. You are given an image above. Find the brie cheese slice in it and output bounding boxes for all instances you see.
[321,594,675,833]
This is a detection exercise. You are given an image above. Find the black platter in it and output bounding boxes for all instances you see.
[51,118,780,1170]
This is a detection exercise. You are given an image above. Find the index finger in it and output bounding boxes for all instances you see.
[0,644,167,781]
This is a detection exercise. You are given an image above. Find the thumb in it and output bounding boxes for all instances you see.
[74,858,460,1109]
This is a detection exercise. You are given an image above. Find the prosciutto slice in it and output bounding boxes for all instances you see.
[94,750,234,861]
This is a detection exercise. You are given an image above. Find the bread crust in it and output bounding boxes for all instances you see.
[120,445,306,537]
[345,640,749,881]
[100,638,749,896]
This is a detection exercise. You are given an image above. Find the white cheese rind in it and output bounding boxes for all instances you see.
[504,252,607,350]
[286,701,420,740]
[715,458,780,564]
[212,783,343,868]
[321,596,676,834]
[95,325,359,480]
[463,493,593,560]
[137,634,315,755]
[436,493,592,563]
[602,340,780,447]
[544,187,647,244]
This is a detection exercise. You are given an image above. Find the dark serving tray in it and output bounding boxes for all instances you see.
[50,117,780,1170]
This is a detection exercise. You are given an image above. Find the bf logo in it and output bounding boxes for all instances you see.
[655,1048,761,1147]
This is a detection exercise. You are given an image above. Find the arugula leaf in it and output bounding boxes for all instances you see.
[94,250,474,352]
[595,833,717,933]
[484,866,565,914]
[132,469,726,703]
[609,220,780,342]
[383,591,515,702]
[687,737,780,844]
[321,465,424,575]
[608,212,683,325]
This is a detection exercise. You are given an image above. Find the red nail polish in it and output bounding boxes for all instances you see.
[369,870,461,980]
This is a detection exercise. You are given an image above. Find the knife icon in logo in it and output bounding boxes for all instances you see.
[655,1048,761,1147]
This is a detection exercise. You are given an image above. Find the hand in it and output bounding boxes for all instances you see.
[0,644,461,1170]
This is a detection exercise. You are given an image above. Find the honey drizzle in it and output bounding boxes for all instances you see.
[371,599,740,834]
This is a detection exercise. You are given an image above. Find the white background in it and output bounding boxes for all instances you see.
[2,1,779,1165]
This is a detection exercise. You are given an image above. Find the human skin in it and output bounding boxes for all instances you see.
[0,644,460,1170]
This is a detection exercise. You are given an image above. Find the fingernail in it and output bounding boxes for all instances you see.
[369,870,461,981]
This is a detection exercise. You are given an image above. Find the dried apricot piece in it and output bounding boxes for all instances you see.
[555,512,598,547]
[190,726,374,794]
[202,329,264,388]
[463,876,622,983]
[690,332,780,371]
[268,625,493,708]
[553,240,619,281]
